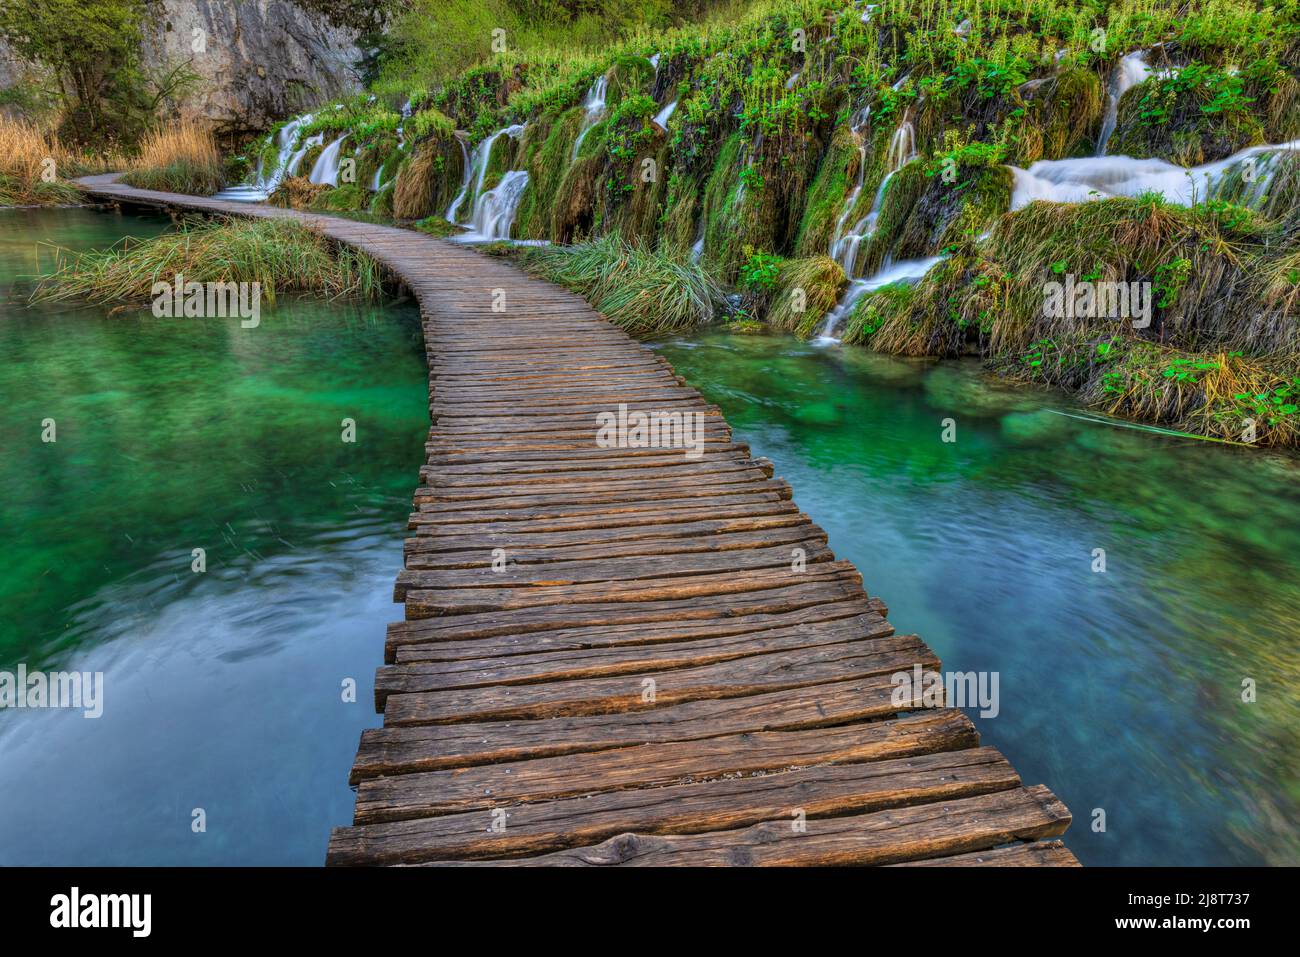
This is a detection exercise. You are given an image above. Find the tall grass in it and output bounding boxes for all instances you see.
[0,116,115,205]
[34,219,385,305]
[122,122,224,196]
[518,233,726,336]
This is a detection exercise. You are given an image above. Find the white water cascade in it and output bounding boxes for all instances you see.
[308,135,348,187]
[445,124,527,224]
[572,75,609,160]
[215,113,317,201]
[1096,50,1175,155]
[819,99,936,342]
[1010,139,1300,210]
[829,103,918,281]
[653,100,678,130]
[453,170,532,242]
[816,255,943,342]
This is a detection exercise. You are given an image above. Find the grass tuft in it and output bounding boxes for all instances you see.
[517,233,726,337]
[34,218,385,306]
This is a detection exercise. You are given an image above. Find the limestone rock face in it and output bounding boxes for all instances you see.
[142,1,363,139]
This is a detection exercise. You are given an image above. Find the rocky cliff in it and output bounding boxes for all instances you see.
[0,1,362,140]
[143,1,363,140]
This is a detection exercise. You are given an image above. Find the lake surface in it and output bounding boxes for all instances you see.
[0,207,429,864]
[656,331,1300,867]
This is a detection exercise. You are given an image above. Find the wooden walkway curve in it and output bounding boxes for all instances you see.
[76,174,1076,866]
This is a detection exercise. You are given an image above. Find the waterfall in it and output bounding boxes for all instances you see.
[785,72,801,89]
[572,75,609,160]
[440,135,472,220]
[445,124,526,224]
[452,170,531,242]
[215,112,316,201]
[1096,50,1175,155]
[829,105,917,278]
[820,103,937,342]
[308,135,348,186]
[653,100,678,130]
[816,256,942,341]
[828,107,872,272]
[1010,140,1300,210]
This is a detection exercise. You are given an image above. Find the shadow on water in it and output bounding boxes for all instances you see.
[656,330,1300,867]
[0,207,428,864]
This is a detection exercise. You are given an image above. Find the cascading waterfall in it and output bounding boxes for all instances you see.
[445,124,526,224]
[454,170,532,242]
[653,100,678,130]
[820,100,935,342]
[572,75,609,160]
[827,106,872,273]
[1096,50,1174,155]
[308,135,348,187]
[1010,139,1300,210]
[215,113,316,201]
[815,256,942,343]
[437,135,472,218]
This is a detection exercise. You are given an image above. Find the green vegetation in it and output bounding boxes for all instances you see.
[516,233,725,335]
[34,218,386,305]
[95,0,1300,443]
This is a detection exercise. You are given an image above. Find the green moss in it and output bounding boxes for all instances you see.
[515,106,583,240]
[794,127,860,257]
[414,215,460,237]
[310,183,367,211]
[605,56,655,109]
[700,130,746,280]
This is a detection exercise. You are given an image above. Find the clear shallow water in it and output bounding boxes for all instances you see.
[656,331,1300,867]
[0,207,428,864]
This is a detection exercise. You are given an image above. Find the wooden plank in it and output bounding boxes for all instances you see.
[393,541,834,597]
[420,786,1071,867]
[391,598,888,663]
[377,612,894,695]
[328,748,1019,863]
[350,706,974,794]
[890,840,1081,867]
[404,562,862,619]
[385,578,874,650]
[404,526,826,570]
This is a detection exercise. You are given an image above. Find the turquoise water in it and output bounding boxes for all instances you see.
[656,331,1300,867]
[0,207,429,864]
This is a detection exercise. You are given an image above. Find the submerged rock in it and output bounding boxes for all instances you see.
[1000,409,1068,444]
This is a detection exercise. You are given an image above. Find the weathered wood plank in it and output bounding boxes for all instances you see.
[329,748,1019,863]
[420,786,1071,867]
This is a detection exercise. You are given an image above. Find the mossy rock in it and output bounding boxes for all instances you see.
[310,183,367,212]
[794,127,861,258]
[1110,78,1266,165]
[414,216,460,238]
[891,164,1012,259]
[393,133,465,220]
[606,56,656,109]
[515,107,584,241]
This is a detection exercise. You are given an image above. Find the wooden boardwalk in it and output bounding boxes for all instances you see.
[76,174,1076,866]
